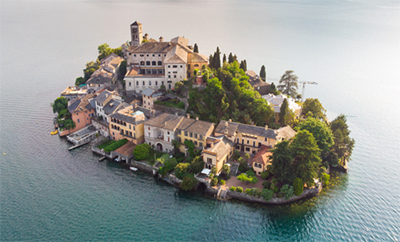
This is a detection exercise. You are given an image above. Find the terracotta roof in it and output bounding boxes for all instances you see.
[189,52,208,63]
[143,113,184,131]
[114,141,136,156]
[249,145,271,166]
[130,42,179,54]
[68,94,96,114]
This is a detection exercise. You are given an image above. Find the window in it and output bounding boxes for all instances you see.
[237,138,239,143]
[155,81,158,86]
[185,131,188,136]
[129,82,131,86]
[199,142,203,148]
[180,65,183,68]
[167,131,170,135]
[158,54,161,57]
[247,140,249,144]
[158,61,162,66]
[207,158,212,164]
[134,54,136,57]
[253,141,255,147]
[168,65,170,68]
[148,127,150,130]
[194,141,198,146]
[77,119,80,123]
[133,126,135,131]
[149,81,151,86]
[194,134,198,139]
[152,54,155,57]
[136,81,139,86]
[189,132,193,138]
[168,75,171,78]
[146,54,149,57]
[143,81,145,85]
[178,138,182,142]
[146,61,150,65]
[174,75,176,78]
[152,61,156,66]
[173,65,177,68]
[199,135,203,140]
[129,125,131,129]
[246,147,250,152]
[259,142,261,147]
[265,137,268,142]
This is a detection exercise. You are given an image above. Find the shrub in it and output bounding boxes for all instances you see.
[280,184,294,200]
[237,173,258,184]
[245,170,256,177]
[133,143,150,160]
[261,189,274,201]
[211,178,218,186]
[322,173,330,185]
[277,193,284,198]
[253,188,262,198]
[209,173,214,180]
[159,158,177,176]
[245,188,253,196]
[273,184,280,193]
[220,180,226,185]
[211,166,217,175]
[271,178,278,185]
[260,171,270,180]
[293,177,304,196]
[175,163,190,179]
[190,156,204,174]
[236,187,243,193]
[230,186,236,191]
[177,101,185,109]
[180,174,197,191]
[262,181,271,189]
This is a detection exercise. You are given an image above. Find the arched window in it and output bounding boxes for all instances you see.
[158,61,162,66]
[194,64,199,67]
[152,61,156,66]
[140,61,145,65]
[146,61,150,66]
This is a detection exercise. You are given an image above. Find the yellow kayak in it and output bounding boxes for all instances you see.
[51,130,58,135]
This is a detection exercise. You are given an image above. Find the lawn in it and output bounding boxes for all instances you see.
[97,139,128,153]
[147,149,167,166]
[155,100,184,109]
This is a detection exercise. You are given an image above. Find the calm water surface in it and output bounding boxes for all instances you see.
[1,0,400,241]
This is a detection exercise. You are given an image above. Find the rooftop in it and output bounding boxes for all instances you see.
[249,145,271,166]
[143,113,184,131]
[177,118,214,136]
[215,120,277,139]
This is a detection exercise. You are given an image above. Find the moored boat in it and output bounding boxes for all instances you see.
[51,130,58,135]
[130,167,138,171]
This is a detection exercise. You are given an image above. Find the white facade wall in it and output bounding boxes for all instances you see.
[125,76,165,93]
[143,124,175,154]
[165,63,187,90]
[128,53,166,66]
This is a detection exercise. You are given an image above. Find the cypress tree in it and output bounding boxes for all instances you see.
[215,47,221,69]
[228,53,234,63]
[240,61,245,70]
[233,54,238,62]
[243,60,247,71]
[209,54,214,69]
[260,65,266,81]
[279,98,289,126]
[223,54,227,63]
[194,43,199,53]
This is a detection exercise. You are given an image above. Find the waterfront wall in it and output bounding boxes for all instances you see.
[130,160,154,174]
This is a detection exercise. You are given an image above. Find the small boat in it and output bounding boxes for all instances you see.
[51,130,58,135]
[130,167,138,171]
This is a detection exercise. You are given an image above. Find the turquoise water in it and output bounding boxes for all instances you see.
[1,0,400,241]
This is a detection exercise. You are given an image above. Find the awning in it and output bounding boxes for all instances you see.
[200,168,211,176]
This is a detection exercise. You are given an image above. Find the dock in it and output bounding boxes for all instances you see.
[68,140,91,151]
[98,156,106,162]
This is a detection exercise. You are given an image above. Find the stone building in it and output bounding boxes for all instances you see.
[109,106,146,144]
[124,21,208,93]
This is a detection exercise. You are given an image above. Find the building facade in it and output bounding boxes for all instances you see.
[109,106,146,144]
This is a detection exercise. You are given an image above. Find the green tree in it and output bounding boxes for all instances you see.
[277,70,298,98]
[211,166,217,175]
[222,164,230,175]
[228,53,234,63]
[280,184,294,199]
[174,81,184,95]
[269,82,280,95]
[98,43,112,60]
[193,43,199,53]
[260,65,266,81]
[214,47,221,69]
[222,53,227,63]
[302,98,327,121]
[330,114,355,165]
[270,140,294,183]
[75,77,86,86]
[171,139,181,154]
[83,60,100,80]
[299,117,334,153]
[211,177,218,186]
[51,96,68,114]
[175,163,190,179]
[293,177,303,196]
[290,130,321,187]
[322,173,330,185]
[118,60,127,80]
[236,187,243,193]
[180,175,197,191]
[279,98,289,126]
[63,119,76,133]
[133,143,150,160]
[190,156,204,174]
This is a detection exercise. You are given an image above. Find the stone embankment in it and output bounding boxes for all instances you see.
[206,182,323,205]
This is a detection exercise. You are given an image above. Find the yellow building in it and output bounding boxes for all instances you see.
[109,106,146,144]
[202,136,234,173]
[249,145,272,176]
[214,120,296,155]
[177,116,214,153]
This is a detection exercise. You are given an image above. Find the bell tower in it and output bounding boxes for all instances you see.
[130,21,143,47]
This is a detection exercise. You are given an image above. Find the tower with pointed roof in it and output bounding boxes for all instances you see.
[130,21,143,47]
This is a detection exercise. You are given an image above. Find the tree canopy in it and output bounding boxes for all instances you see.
[299,117,334,154]
[260,65,266,81]
[277,70,298,98]
[188,62,274,126]
[329,114,355,166]
[51,96,68,114]
[190,156,204,174]
[193,43,199,53]
[302,98,326,121]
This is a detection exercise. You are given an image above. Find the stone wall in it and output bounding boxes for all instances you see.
[225,182,323,205]
[130,160,154,174]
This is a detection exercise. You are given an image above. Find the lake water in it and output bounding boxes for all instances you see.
[1,0,399,241]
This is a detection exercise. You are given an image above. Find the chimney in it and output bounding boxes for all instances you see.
[196,117,199,121]
[229,119,232,122]
[225,122,228,127]
[265,125,268,130]
[164,121,167,126]
[186,114,190,119]
[210,142,214,148]
[159,36,164,42]
[144,33,149,40]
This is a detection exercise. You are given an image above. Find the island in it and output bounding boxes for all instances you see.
[51,21,355,205]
